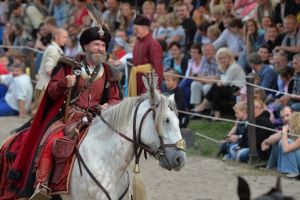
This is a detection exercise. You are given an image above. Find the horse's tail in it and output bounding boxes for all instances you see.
[132,164,146,200]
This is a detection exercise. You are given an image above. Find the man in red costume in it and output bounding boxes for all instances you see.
[5,25,120,199]
[129,15,163,96]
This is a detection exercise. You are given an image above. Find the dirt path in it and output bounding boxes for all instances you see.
[1,117,299,200]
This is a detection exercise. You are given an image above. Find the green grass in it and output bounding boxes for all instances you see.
[187,119,233,157]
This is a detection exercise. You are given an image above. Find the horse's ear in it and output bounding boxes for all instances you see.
[237,176,251,200]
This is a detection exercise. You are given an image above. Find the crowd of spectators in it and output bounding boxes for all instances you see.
[0,0,300,176]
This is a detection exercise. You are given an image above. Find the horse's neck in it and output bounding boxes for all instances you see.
[80,116,134,181]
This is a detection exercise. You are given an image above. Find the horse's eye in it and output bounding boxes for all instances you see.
[164,118,170,124]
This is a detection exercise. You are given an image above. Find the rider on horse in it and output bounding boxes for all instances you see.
[6,25,121,199]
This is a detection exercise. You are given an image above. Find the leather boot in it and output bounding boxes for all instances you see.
[29,158,52,200]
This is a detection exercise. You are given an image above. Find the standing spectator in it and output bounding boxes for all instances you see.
[275,15,300,61]
[190,44,219,108]
[256,0,275,26]
[175,3,197,51]
[53,0,69,27]
[193,48,245,119]
[167,41,189,75]
[0,63,33,117]
[248,52,278,96]
[32,28,68,113]
[179,44,202,109]
[129,15,163,96]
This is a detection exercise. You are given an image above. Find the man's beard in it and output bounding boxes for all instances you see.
[86,51,106,65]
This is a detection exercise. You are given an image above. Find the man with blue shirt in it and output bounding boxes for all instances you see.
[248,53,278,96]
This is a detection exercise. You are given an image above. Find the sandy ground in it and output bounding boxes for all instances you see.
[1,116,300,200]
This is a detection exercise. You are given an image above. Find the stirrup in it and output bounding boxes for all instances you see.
[29,183,51,200]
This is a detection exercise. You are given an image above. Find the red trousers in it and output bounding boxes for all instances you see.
[35,131,64,185]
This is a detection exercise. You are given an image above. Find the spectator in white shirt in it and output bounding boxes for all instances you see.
[0,63,33,118]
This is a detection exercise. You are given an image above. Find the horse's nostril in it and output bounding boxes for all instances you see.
[176,156,182,165]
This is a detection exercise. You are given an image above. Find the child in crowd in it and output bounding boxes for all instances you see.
[164,69,189,128]
[218,101,248,160]
[0,63,33,118]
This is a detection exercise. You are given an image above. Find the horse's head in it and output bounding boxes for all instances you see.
[237,176,294,200]
[136,93,186,171]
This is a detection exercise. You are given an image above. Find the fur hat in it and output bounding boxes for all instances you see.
[79,26,111,51]
[133,15,151,27]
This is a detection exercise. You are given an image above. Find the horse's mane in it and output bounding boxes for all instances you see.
[101,92,177,135]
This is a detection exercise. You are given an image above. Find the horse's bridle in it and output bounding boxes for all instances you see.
[99,99,186,167]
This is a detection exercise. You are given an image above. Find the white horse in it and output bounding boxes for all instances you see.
[60,92,186,200]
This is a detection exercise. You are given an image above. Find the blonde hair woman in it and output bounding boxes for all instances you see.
[193,48,245,119]
[275,112,300,178]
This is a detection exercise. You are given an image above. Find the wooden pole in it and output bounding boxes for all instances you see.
[63,65,74,123]
[246,75,258,164]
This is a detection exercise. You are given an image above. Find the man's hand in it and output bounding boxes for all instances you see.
[66,75,76,88]
[225,135,238,143]
[261,140,270,151]
[100,103,109,110]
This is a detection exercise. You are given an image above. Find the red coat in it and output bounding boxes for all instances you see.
[6,56,120,197]
[132,34,163,95]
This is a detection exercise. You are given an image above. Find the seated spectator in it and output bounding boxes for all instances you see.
[260,16,274,33]
[64,34,81,58]
[263,106,293,172]
[233,0,256,20]
[0,63,33,117]
[193,21,212,45]
[164,69,189,128]
[142,0,156,21]
[248,52,278,97]
[262,24,283,53]
[167,41,190,75]
[258,45,271,65]
[255,0,275,26]
[207,25,221,43]
[274,15,300,61]
[237,99,276,162]
[179,43,202,109]
[279,111,300,177]
[119,2,135,37]
[210,5,225,32]
[175,2,197,51]
[218,101,248,160]
[238,19,264,73]
[167,13,186,47]
[288,54,300,112]
[272,67,295,118]
[152,14,169,41]
[223,0,235,15]
[190,44,219,108]
[34,23,52,51]
[213,14,244,58]
[193,48,245,119]
[274,0,298,26]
